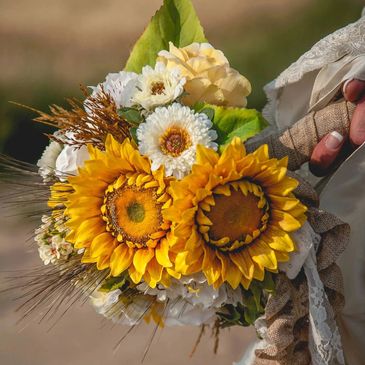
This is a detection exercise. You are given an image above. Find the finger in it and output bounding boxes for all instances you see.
[309,131,345,176]
[349,96,365,146]
[343,79,365,102]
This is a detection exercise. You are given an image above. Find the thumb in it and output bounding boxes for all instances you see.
[309,131,345,176]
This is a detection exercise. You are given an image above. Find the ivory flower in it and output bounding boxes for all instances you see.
[158,42,251,107]
[133,62,185,110]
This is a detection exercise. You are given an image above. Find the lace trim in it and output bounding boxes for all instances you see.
[280,221,321,279]
[304,247,345,365]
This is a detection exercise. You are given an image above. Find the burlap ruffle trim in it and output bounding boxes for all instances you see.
[253,207,349,365]
[244,102,353,364]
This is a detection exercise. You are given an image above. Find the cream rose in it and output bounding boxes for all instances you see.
[158,42,251,107]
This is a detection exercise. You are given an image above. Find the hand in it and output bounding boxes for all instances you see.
[309,79,365,176]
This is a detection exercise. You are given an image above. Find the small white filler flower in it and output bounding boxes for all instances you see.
[35,215,75,265]
[137,103,217,179]
[133,62,185,110]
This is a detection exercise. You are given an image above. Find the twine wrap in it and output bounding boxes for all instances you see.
[244,101,353,364]
[246,100,355,171]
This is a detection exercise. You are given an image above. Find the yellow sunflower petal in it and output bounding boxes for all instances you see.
[225,263,242,289]
[96,254,112,270]
[73,218,105,246]
[217,251,241,289]
[155,238,172,267]
[133,248,155,275]
[249,240,278,271]
[110,245,134,277]
[202,246,221,285]
[262,229,295,252]
[129,265,143,284]
[146,258,163,288]
[269,194,301,211]
[89,233,116,259]
[240,275,251,290]
[196,144,219,166]
[230,250,255,281]
[271,209,302,232]
[252,143,269,161]
[267,176,299,196]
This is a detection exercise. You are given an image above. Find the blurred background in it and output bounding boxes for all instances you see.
[0,0,363,364]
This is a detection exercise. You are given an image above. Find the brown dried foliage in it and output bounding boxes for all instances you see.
[20,87,131,150]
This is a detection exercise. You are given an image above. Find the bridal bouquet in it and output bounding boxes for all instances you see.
[4,0,350,364]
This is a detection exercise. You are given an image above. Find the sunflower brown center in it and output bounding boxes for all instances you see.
[103,184,164,247]
[197,181,270,252]
[159,127,192,157]
[151,81,166,95]
[126,202,145,223]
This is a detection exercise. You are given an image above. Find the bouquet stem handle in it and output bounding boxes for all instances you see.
[246,100,355,170]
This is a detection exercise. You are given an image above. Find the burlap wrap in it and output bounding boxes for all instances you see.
[244,101,353,364]
[246,100,356,171]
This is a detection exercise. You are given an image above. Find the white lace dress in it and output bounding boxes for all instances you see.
[237,8,365,365]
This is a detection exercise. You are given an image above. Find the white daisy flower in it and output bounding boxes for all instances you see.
[137,103,217,179]
[133,62,185,110]
[87,71,138,110]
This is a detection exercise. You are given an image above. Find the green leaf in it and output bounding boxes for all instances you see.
[243,301,259,325]
[262,272,276,293]
[99,276,127,292]
[124,0,207,73]
[129,127,138,144]
[199,107,215,121]
[195,103,268,148]
[250,283,264,312]
[118,107,143,125]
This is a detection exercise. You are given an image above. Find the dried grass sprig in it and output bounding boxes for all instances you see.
[2,257,108,326]
[13,86,132,150]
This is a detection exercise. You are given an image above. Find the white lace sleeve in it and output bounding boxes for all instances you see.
[263,9,365,126]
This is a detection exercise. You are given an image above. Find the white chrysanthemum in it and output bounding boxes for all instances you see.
[89,288,154,326]
[87,71,138,110]
[89,289,122,316]
[133,62,185,110]
[137,103,218,179]
[137,274,243,309]
[35,215,75,265]
[136,274,243,326]
[89,274,243,327]
[37,140,63,181]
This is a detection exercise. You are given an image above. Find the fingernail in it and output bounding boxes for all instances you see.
[342,79,353,95]
[325,131,344,150]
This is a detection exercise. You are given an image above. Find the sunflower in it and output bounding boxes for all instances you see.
[165,137,307,290]
[54,135,178,288]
